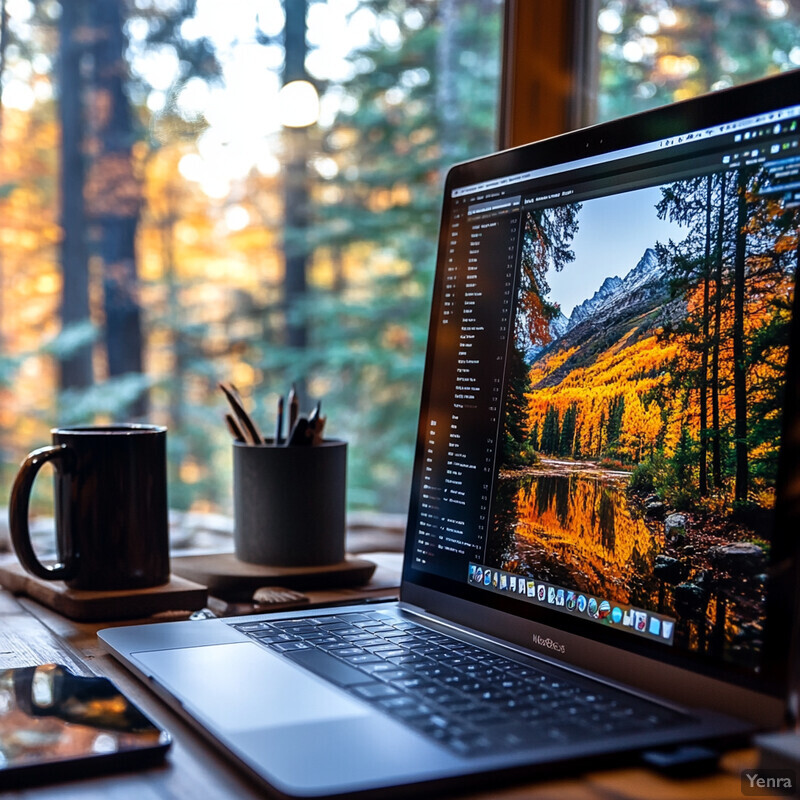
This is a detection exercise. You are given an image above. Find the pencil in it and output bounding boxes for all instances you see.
[219,382,263,445]
[275,395,284,445]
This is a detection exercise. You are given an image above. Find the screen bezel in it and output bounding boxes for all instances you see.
[401,70,800,713]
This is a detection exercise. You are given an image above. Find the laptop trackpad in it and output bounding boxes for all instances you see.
[133,642,370,733]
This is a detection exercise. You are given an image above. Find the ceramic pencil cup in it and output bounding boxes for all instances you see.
[232,439,347,567]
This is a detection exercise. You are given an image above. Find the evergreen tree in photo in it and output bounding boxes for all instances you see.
[501,344,533,466]
[529,419,540,452]
[604,394,625,459]
[656,174,734,496]
[666,426,698,510]
[539,405,560,455]
[517,203,581,350]
[558,403,577,457]
[738,171,798,493]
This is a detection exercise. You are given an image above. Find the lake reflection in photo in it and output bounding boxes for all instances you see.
[488,464,664,611]
[487,461,766,667]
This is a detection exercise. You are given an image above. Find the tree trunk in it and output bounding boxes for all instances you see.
[699,176,712,496]
[161,195,186,431]
[282,0,310,404]
[89,0,145,418]
[58,0,93,392]
[436,0,459,165]
[733,170,749,503]
[711,171,726,489]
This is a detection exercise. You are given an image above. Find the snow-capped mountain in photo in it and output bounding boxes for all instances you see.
[565,247,660,332]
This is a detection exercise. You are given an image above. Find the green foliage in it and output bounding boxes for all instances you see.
[664,428,699,510]
[0,353,21,389]
[539,405,560,455]
[502,432,539,468]
[59,373,154,424]
[558,403,577,457]
[597,0,800,123]
[501,344,533,466]
[278,0,503,510]
[40,321,98,360]
[629,441,698,511]
[529,420,539,451]
[629,457,658,493]
[604,394,625,459]
[629,451,673,496]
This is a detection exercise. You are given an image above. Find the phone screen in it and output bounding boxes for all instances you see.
[0,663,170,786]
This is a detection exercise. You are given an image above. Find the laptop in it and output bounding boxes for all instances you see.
[100,71,800,798]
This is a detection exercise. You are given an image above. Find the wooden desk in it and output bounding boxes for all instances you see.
[0,569,761,799]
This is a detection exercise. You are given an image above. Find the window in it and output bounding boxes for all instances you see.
[6,1,794,526]
[502,0,800,146]
[595,0,800,121]
[0,0,503,520]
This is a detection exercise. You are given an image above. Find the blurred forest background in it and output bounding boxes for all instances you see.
[1,0,800,520]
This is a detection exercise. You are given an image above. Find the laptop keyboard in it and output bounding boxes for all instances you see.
[233,610,686,756]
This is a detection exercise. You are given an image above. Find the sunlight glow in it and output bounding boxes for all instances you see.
[638,15,659,35]
[659,8,678,27]
[201,174,231,200]
[3,80,35,110]
[622,41,644,63]
[312,156,339,179]
[224,205,250,231]
[178,153,204,181]
[766,0,789,18]
[257,152,281,177]
[278,80,320,128]
[177,77,212,120]
[7,0,33,22]
[137,44,180,92]
[377,16,401,48]
[598,8,623,35]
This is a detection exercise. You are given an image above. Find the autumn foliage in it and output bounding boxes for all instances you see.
[506,167,796,514]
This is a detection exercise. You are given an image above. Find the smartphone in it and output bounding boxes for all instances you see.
[0,663,171,787]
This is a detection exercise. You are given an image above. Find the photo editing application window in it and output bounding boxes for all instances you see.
[412,103,799,675]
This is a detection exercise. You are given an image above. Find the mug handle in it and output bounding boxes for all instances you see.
[9,444,76,581]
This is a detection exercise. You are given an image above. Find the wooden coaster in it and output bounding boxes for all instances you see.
[0,562,208,622]
[171,553,376,601]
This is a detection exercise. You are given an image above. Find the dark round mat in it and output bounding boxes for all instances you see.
[170,553,376,601]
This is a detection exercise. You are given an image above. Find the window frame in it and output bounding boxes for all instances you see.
[500,0,600,149]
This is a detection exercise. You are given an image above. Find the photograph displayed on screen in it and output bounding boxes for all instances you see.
[486,167,796,670]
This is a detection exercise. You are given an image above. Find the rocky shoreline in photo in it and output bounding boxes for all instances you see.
[633,491,767,662]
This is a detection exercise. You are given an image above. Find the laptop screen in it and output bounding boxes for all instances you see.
[403,72,800,694]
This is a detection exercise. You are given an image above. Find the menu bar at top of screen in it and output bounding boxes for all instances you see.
[451,103,800,199]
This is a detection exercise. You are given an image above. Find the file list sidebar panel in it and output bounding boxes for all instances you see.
[411,195,521,582]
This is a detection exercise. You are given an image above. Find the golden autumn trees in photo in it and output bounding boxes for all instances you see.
[655,168,795,510]
[506,165,795,515]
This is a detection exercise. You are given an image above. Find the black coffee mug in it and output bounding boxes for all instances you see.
[8,424,170,590]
